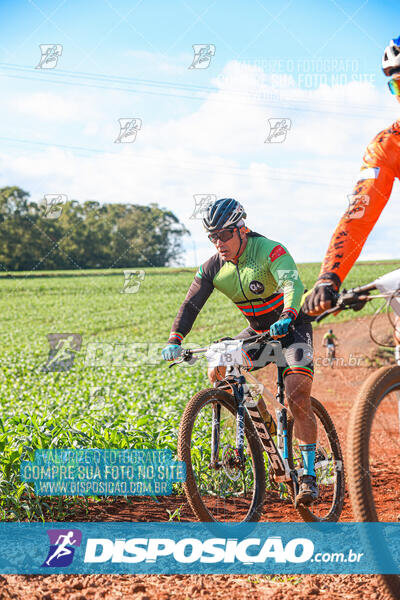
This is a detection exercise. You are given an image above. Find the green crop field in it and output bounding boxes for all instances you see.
[0,260,397,521]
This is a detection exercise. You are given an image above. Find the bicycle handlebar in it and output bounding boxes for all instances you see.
[168,324,296,367]
[315,283,377,323]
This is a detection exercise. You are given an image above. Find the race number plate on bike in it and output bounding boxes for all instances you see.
[205,340,244,367]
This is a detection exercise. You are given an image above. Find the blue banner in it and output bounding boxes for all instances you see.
[1,522,400,574]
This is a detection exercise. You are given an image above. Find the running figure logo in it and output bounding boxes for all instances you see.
[277,269,299,292]
[42,529,82,567]
[345,194,370,220]
[90,385,110,404]
[190,194,216,219]
[42,333,82,372]
[114,118,142,143]
[41,194,67,219]
[188,44,216,69]
[120,270,145,294]
[36,44,63,69]
[265,118,291,143]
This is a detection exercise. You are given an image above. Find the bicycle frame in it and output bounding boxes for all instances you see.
[170,333,301,491]
[211,363,296,485]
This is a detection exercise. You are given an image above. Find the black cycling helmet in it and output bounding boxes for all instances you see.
[329,329,333,334]
[382,36,400,76]
[202,198,246,232]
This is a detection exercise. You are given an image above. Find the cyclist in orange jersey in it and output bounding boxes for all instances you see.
[303,36,400,347]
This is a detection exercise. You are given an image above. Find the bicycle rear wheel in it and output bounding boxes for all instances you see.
[178,388,266,522]
[287,396,345,522]
[347,366,400,599]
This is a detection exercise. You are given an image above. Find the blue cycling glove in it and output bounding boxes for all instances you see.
[161,344,182,361]
[270,317,293,339]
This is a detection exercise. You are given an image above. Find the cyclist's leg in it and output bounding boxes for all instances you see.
[281,313,315,441]
[208,365,226,383]
[282,314,318,503]
[284,372,316,442]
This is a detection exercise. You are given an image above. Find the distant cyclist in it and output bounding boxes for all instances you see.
[162,198,318,505]
[323,329,338,364]
[303,35,400,348]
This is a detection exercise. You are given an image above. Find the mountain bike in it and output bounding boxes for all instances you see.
[316,267,400,598]
[325,343,336,368]
[170,329,345,523]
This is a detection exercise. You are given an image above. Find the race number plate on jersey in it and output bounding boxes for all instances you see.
[374,268,400,316]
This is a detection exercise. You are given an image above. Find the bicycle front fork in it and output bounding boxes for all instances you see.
[211,402,221,467]
[274,367,294,484]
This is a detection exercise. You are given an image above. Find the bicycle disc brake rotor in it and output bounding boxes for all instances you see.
[221,444,244,482]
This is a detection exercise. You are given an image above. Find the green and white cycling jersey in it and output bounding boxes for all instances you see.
[323,332,337,346]
[168,232,305,345]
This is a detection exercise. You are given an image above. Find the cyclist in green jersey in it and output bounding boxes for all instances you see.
[162,198,318,505]
[323,329,337,362]
[323,329,337,348]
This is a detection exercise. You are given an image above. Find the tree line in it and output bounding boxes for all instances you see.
[0,187,189,271]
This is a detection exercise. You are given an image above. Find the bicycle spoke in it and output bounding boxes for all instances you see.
[368,385,400,521]
[189,400,258,522]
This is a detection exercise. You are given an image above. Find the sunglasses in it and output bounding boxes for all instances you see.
[208,228,236,243]
[388,78,400,95]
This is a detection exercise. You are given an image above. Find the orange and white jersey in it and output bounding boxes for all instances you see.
[319,120,400,285]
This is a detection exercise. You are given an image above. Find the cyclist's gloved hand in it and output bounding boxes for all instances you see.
[302,277,339,316]
[161,344,182,361]
[270,317,292,339]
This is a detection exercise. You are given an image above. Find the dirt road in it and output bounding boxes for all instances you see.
[2,314,398,599]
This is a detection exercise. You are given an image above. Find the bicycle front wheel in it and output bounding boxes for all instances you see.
[287,396,345,522]
[347,365,400,599]
[178,388,266,522]
[347,365,400,521]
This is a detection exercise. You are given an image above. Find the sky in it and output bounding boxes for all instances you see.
[0,0,399,267]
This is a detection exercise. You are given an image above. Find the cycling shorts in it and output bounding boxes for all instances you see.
[234,312,314,381]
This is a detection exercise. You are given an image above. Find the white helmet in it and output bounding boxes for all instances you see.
[382,36,400,77]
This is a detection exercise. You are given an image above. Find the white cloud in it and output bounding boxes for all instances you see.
[121,49,191,76]
[13,92,102,122]
[1,59,400,266]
